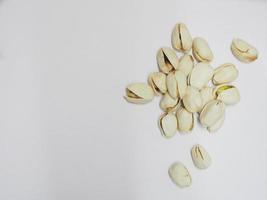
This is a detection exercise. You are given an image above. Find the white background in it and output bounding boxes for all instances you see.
[0,0,267,199]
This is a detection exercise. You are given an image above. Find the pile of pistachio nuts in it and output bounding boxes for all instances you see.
[124,23,258,188]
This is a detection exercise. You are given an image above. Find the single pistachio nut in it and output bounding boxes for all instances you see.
[125,83,154,104]
[191,144,212,169]
[157,47,179,74]
[188,62,213,90]
[213,63,238,85]
[177,54,194,76]
[207,113,225,133]
[192,37,213,62]
[214,84,240,105]
[176,106,194,132]
[231,38,258,63]
[148,72,167,95]
[200,87,216,109]
[160,93,179,112]
[200,99,225,127]
[167,70,187,99]
[159,113,177,139]
[168,162,192,188]
[182,86,203,113]
[171,23,193,53]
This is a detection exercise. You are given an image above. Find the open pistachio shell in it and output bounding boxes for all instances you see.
[159,113,177,139]
[157,47,179,74]
[176,106,194,132]
[231,38,258,63]
[192,37,213,62]
[182,86,203,113]
[189,62,213,90]
[148,72,167,95]
[200,100,225,127]
[213,63,238,85]
[167,70,187,99]
[207,113,225,133]
[214,84,240,105]
[200,87,216,109]
[171,23,192,53]
[160,93,179,112]
[191,144,212,169]
[177,54,194,76]
[125,83,154,104]
[168,162,192,188]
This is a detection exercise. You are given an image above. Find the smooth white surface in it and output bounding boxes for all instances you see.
[0,0,267,199]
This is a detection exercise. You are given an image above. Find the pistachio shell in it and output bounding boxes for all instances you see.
[213,63,238,85]
[192,37,213,62]
[177,54,194,76]
[160,93,179,112]
[189,62,213,89]
[200,100,225,127]
[176,106,194,132]
[200,87,215,109]
[214,85,240,105]
[168,162,192,188]
[125,83,154,104]
[182,86,203,113]
[166,71,187,99]
[157,47,179,74]
[207,113,225,132]
[191,144,212,169]
[148,72,167,95]
[231,38,258,63]
[171,23,192,52]
[159,113,177,139]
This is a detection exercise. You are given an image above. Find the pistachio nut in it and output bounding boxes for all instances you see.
[200,99,225,127]
[171,23,193,53]
[191,144,212,169]
[214,84,240,105]
[148,72,167,95]
[168,162,192,188]
[177,54,194,76]
[192,37,213,62]
[188,62,213,90]
[176,106,194,132]
[207,113,225,133]
[213,63,238,85]
[159,113,177,139]
[182,86,203,113]
[160,93,179,112]
[231,38,258,63]
[157,47,179,74]
[166,70,187,99]
[200,86,215,109]
[125,83,154,104]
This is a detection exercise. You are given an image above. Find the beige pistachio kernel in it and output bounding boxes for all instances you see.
[125,83,154,104]
[168,162,192,188]
[160,93,179,112]
[182,86,203,113]
[177,54,194,76]
[157,47,179,74]
[176,106,194,132]
[214,84,240,105]
[166,70,187,99]
[191,144,212,169]
[171,23,193,53]
[213,63,238,85]
[159,113,177,139]
[148,72,167,95]
[192,37,213,62]
[231,38,258,63]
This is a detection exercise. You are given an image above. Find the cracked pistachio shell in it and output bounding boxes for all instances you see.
[176,106,194,132]
[200,87,216,109]
[213,63,238,85]
[182,86,203,113]
[207,113,225,133]
[189,62,213,90]
[168,162,192,188]
[214,85,240,105]
[159,113,177,139]
[166,71,187,99]
[148,72,167,95]
[125,83,154,104]
[171,23,192,52]
[177,54,194,76]
[191,144,212,169]
[157,47,179,74]
[192,37,213,62]
[200,100,225,127]
[231,38,258,63]
[160,93,179,112]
